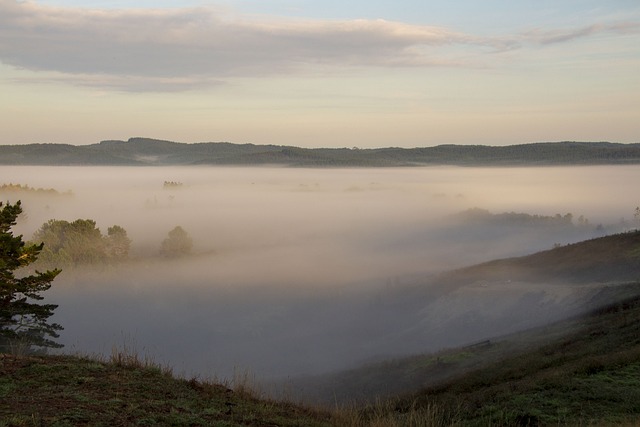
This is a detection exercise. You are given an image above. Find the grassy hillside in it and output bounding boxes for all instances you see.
[388,291,640,426]
[282,231,640,423]
[5,287,638,426]
[0,352,333,426]
[414,230,640,303]
[280,282,640,403]
[283,285,640,426]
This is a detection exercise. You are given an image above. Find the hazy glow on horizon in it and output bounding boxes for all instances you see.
[1,0,639,147]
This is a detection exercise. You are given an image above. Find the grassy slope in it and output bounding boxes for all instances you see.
[286,231,640,425]
[284,282,640,405]
[429,231,640,294]
[389,292,640,426]
[0,353,332,427]
[3,292,640,426]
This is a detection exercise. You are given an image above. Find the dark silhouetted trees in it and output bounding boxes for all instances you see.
[0,201,62,354]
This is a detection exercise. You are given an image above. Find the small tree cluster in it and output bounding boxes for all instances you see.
[0,183,72,196]
[106,225,131,260]
[32,219,131,268]
[160,226,193,258]
[163,181,184,189]
[1,201,62,354]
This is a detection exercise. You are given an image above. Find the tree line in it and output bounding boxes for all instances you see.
[31,220,192,269]
[1,200,195,354]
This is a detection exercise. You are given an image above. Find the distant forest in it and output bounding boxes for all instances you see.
[2,138,640,167]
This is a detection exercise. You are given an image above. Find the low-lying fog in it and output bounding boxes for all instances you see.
[2,165,638,383]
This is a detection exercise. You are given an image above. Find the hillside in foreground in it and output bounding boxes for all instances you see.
[3,285,640,426]
[389,289,640,426]
[0,352,334,427]
[280,231,640,424]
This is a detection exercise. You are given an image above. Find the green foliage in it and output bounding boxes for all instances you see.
[455,207,581,227]
[0,201,62,354]
[106,225,132,261]
[160,226,192,258]
[32,219,130,268]
[0,183,71,196]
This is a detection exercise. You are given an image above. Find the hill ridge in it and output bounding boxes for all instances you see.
[2,138,640,166]
[442,230,640,285]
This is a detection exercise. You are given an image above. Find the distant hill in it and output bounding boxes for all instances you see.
[2,138,640,166]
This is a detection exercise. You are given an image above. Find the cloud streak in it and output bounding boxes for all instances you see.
[0,0,637,92]
[0,1,477,80]
[523,22,640,45]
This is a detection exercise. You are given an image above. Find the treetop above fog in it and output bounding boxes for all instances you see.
[31,219,131,268]
[160,226,193,258]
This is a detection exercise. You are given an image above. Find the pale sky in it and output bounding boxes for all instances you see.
[1,0,639,148]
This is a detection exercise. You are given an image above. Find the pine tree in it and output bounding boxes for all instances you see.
[0,201,63,354]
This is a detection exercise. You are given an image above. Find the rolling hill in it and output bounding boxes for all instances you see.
[2,138,640,166]
[436,230,640,288]
[278,231,640,411]
[326,286,640,426]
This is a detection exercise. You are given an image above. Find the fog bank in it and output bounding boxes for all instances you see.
[1,165,637,380]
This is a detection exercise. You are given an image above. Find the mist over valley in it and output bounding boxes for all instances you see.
[3,0,639,421]
[2,165,638,387]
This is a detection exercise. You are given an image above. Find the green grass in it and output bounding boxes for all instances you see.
[381,293,640,426]
[279,283,640,425]
[4,292,640,426]
[0,352,333,427]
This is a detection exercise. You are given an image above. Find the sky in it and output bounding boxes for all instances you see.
[1,0,639,148]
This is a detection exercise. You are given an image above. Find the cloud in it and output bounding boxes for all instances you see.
[0,0,503,91]
[522,22,640,45]
[9,73,225,93]
[0,0,637,92]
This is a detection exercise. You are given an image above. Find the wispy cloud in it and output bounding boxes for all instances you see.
[0,0,637,92]
[522,22,640,45]
[9,74,226,93]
